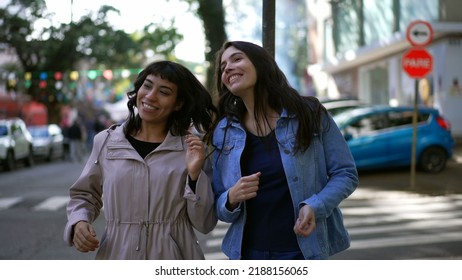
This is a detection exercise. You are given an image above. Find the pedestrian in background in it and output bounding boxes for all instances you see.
[68,118,85,162]
[64,60,218,259]
[211,41,359,260]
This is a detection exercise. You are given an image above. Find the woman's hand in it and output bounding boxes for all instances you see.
[185,134,205,180]
[226,172,261,210]
[72,221,100,252]
[293,204,316,237]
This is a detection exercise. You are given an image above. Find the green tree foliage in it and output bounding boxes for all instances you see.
[0,0,182,122]
[0,0,182,75]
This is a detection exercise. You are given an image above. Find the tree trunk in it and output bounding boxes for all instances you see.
[196,0,227,99]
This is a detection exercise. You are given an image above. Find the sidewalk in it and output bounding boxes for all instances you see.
[452,136,462,162]
[356,136,462,196]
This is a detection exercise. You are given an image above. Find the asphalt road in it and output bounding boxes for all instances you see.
[0,143,460,260]
[355,142,462,196]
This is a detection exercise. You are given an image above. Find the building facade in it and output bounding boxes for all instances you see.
[306,0,462,137]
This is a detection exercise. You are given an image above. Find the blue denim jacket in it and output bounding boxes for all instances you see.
[211,109,359,259]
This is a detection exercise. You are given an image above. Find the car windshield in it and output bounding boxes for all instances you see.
[0,125,7,136]
[333,110,358,127]
[29,127,49,137]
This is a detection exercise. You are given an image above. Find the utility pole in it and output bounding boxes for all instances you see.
[262,0,276,58]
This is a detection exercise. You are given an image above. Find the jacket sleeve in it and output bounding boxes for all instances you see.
[63,132,105,246]
[301,114,359,219]
[211,139,243,223]
[184,156,218,234]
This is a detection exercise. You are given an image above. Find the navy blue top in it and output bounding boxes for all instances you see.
[240,130,300,251]
[127,134,197,192]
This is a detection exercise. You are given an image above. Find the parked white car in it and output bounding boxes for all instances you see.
[28,124,65,162]
[0,118,34,171]
[320,98,366,116]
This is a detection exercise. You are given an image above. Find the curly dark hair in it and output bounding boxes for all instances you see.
[212,41,328,152]
[124,60,217,143]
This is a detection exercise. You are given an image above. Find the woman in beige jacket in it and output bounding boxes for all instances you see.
[64,61,218,259]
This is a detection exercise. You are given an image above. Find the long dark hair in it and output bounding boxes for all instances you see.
[124,60,217,143]
[213,41,328,152]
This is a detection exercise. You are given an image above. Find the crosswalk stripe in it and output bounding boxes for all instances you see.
[210,227,228,236]
[0,197,23,210]
[205,238,223,248]
[346,188,423,199]
[204,251,227,260]
[32,196,69,211]
[342,202,457,216]
[348,217,462,235]
[350,231,462,250]
[346,210,461,226]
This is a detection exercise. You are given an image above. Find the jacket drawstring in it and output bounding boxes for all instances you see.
[117,220,150,252]
[135,221,150,251]
[117,219,175,251]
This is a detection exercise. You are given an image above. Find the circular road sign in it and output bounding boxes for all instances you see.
[406,20,433,47]
[402,48,433,79]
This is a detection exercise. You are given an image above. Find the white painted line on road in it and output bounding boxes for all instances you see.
[211,228,228,237]
[33,196,69,211]
[350,231,462,250]
[205,251,227,260]
[348,188,424,200]
[206,238,223,248]
[0,197,23,210]
[342,200,458,216]
[345,209,461,226]
[348,216,462,235]
[454,154,462,164]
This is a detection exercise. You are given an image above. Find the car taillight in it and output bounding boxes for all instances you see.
[436,116,451,131]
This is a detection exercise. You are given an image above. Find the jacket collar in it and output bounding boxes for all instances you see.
[217,108,295,129]
[108,122,185,152]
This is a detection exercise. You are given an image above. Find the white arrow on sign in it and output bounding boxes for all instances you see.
[406,20,433,47]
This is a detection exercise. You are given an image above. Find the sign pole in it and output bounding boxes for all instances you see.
[404,20,433,190]
[410,79,419,190]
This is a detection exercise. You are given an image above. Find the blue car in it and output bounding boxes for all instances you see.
[333,105,454,173]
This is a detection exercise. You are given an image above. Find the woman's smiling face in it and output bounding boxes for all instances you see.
[136,74,182,125]
[220,46,257,97]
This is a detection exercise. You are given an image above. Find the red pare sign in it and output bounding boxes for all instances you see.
[402,48,433,79]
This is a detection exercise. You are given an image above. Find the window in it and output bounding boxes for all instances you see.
[388,111,430,127]
[345,113,387,138]
[0,125,7,136]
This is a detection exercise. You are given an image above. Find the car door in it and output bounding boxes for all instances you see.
[11,121,29,159]
[385,109,432,167]
[383,110,414,166]
[342,112,389,169]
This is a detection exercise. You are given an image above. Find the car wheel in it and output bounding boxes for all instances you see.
[419,146,447,173]
[3,150,15,171]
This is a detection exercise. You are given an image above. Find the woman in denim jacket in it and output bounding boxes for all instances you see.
[211,41,359,260]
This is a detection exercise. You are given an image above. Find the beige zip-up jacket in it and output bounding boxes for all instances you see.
[63,123,217,259]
